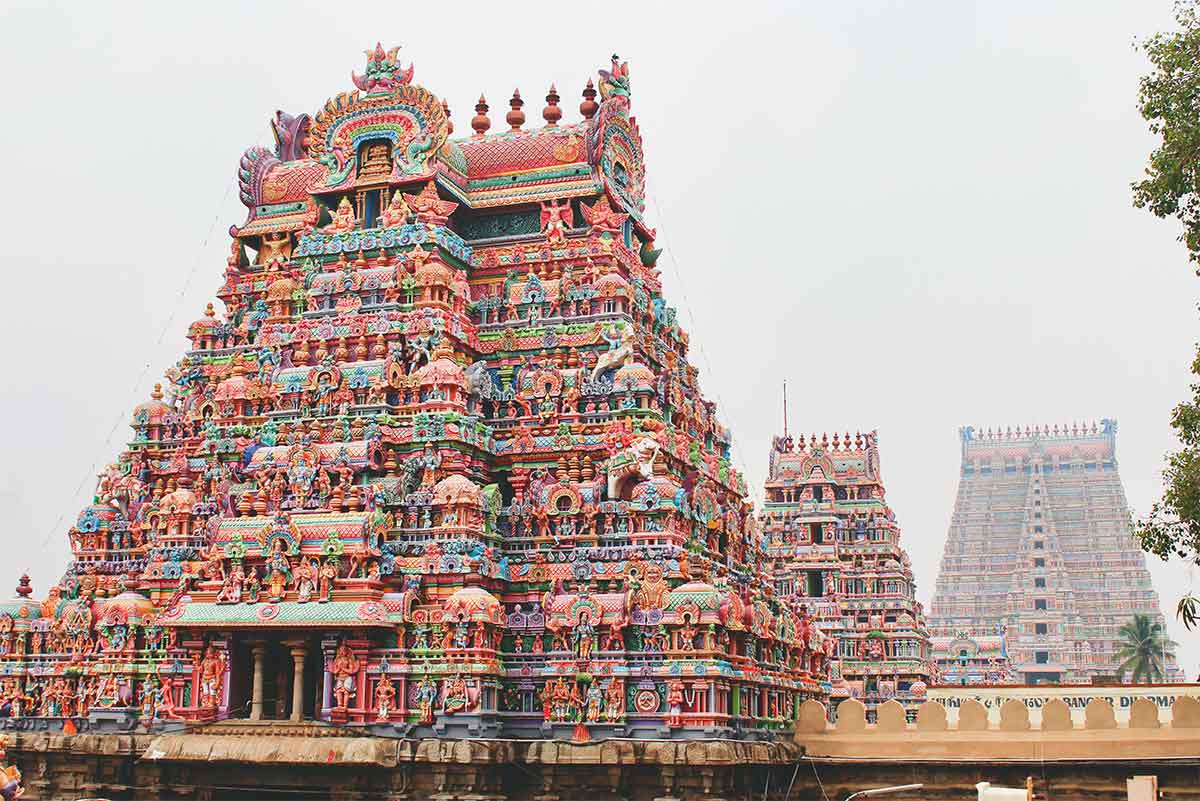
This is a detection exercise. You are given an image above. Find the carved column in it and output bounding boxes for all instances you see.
[291,645,307,722]
[250,644,266,720]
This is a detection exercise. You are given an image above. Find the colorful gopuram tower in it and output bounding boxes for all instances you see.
[0,48,827,742]
[760,431,932,716]
[929,422,1180,685]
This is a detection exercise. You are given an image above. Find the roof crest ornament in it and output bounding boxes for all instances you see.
[352,43,414,93]
[597,54,630,100]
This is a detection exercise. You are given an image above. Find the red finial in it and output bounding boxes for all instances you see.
[442,99,453,135]
[543,83,562,127]
[580,78,598,120]
[15,574,31,598]
[472,95,491,137]
[507,89,526,131]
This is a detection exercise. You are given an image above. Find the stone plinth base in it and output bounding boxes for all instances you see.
[4,729,1193,800]
[0,730,802,801]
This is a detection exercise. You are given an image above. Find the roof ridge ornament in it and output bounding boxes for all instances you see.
[597,54,630,100]
[352,43,414,93]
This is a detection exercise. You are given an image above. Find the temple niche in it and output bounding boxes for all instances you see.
[0,45,826,742]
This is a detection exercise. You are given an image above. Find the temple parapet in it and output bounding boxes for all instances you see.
[795,695,1200,761]
[958,420,1117,462]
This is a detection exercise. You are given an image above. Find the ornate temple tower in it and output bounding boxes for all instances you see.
[929,422,1180,685]
[761,431,932,717]
[0,48,827,741]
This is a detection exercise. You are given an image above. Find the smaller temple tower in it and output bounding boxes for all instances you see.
[761,430,932,716]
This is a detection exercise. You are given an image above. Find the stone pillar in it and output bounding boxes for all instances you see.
[291,645,307,722]
[250,644,266,721]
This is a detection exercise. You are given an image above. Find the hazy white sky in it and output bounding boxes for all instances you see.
[2,1,1198,675]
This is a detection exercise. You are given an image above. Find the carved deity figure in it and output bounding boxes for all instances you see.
[550,677,570,722]
[139,679,160,724]
[412,623,430,651]
[572,611,596,661]
[330,642,357,709]
[77,679,95,717]
[203,544,226,584]
[265,542,291,601]
[604,679,624,723]
[374,675,395,722]
[323,196,358,234]
[601,623,624,652]
[318,560,337,602]
[245,567,261,603]
[643,625,667,653]
[198,646,225,710]
[295,560,316,603]
[634,564,670,610]
[379,190,411,228]
[260,231,291,267]
[452,619,469,650]
[415,675,437,725]
[217,564,244,604]
[677,619,697,652]
[471,622,487,650]
[585,682,603,723]
[156,674,179,720]
[867,638,884,661]
[590,325,635,383]
[540,198,571,245]
[443,675,468,715]
[666,680,684,728]
[567,682,582,722]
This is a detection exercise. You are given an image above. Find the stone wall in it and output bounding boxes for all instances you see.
[789,697,1200,801]
[3,727,805,801]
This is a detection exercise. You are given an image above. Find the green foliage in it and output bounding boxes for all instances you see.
[1114,613,1177,683]
[1134,1,1200,265]
[1134,4,1200,611]
[1135,344,1200,565]
[1177,592,1200,629]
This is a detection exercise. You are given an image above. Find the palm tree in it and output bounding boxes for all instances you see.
[1115,613,1176,684]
